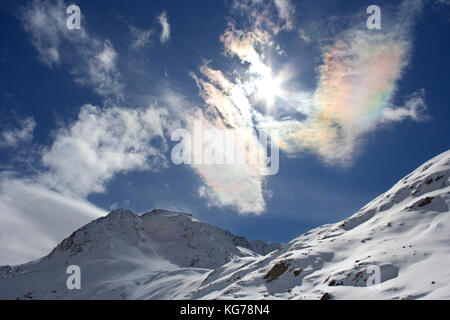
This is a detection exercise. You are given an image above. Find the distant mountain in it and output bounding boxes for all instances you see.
[1,151,449,300]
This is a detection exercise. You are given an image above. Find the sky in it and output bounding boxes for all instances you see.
[0,0,449,265]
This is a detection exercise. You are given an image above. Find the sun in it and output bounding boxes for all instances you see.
[255,74,282,109]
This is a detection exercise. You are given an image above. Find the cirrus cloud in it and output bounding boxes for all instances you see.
[21,0,124,103]
[158,11,171,44]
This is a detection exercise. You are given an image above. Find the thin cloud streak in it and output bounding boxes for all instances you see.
[158,11,171,44]
[128,24,153,50]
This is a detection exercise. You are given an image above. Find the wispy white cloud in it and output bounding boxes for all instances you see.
[20,0,69,66]
[20,0,124,103]
[70,39,124,102]
[0,116,36,148]
[158,11,170,44]
[230,0,294,34]
[273,0,295,30]
[40,104,170,198]
[382,89,429,123]
[128,24,153,50]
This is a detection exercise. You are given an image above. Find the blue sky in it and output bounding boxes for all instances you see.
[0,0,449,264]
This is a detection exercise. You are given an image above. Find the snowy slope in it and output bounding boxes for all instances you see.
[193,150,450,300]
[1,150,449,300]
[0,208,270,299]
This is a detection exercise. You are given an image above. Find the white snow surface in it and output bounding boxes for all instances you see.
[1,150,450,300]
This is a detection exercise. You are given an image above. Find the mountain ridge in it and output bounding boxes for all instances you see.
[1,150,449,300]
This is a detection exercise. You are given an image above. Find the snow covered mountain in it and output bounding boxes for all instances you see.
[1,151,449,300]
[0,208,279,299]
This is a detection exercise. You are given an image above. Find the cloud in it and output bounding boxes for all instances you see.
[11,0,429,221]
[128,24,153,50]
[185,64,272,214]
[262,1,426,165]
[0,172,105,266]
[221,21,271,69]
[191,116,268,215]
[0,116,36,148]
[381,89,428,123]
[273,0,295,30]
[178,1,301,214]
[109,202,119,210]
[20,0,68,66]
[95,41,117,70]
[183,1,301,213]
[158,83,269,214]
[72,39,124,102]
[230,0,294,33]
[158,11,170,44]
[20,0,124,102]
[0,104,171,264]
[197,162,267,214]
[180,1,299,214]
[271,30,411,164]
[218,0,427,165]
[40,104,170,198]
[184,0,428,213]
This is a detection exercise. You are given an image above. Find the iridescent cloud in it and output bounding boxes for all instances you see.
[267,30,412,164]
[186,66,270,214]
[188,0,426,213]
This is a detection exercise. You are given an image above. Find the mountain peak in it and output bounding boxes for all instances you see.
[108,208,134,216]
